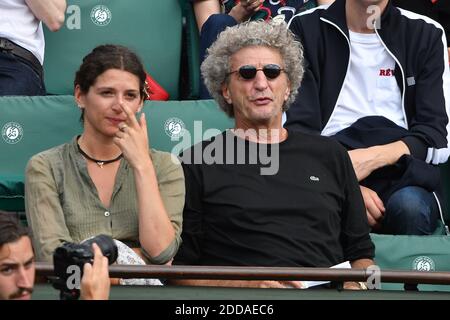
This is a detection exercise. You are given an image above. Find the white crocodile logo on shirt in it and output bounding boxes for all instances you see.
[309,176,320,182]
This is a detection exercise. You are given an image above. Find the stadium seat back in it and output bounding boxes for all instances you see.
[2,95,450,292]
[0,96,231,211]
[43,0,182,99]
[440,162,450,222]
[371,233,450,291]
[179,0,200,99]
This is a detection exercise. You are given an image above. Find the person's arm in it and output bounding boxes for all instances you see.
[113,105,176,262]
[80,243,110,300]
[192,0,221,32]
[359,186,385,228]
[401,28,450,165]
[25,154,73,262]
[25,0,66,31]
[348,140,410,181]
[344,258,374,290]
[171,279,304,288]
[144,151,185,264]
[338,143,375,283]
[192,0,262,32]
[227,0,262,24]
[317,0,334,5]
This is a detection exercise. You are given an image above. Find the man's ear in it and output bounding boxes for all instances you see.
[221,83,232,104]
[284,80,291,102]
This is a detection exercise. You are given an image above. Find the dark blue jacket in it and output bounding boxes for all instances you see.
[286,0,450,165]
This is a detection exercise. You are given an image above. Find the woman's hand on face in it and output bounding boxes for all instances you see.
[113,103,151,169]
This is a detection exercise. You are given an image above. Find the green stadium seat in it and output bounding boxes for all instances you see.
[0,96,232,211]
[372,233,450,291]
[179,0,201,99]
[43,0,183,99]
[1,95,450,291]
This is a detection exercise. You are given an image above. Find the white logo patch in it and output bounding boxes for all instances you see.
[309,176,320,182]
[2,122,23,144]
[412,256,435,272]
[90,5,112,26]
[164,118,185,140]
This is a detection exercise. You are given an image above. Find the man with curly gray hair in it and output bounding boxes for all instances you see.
[201,20,304,117]
[174,20,374,290]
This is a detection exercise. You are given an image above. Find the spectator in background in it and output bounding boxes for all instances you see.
[286,0,450,235]
[25,45,185,271]
[0,212,110,300]
[191,0,335,98]
[392,0,449,62]
[0,0,67,96]
[173,21,374,290]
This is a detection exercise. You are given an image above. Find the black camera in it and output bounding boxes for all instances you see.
[52,234,118,300]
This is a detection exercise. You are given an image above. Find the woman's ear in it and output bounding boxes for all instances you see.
[74,85,85,109]
[139,97,144,110]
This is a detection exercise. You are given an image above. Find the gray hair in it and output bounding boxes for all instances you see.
[201,20,304,117]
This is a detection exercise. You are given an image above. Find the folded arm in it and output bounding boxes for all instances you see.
[348,140,410,181]
[25,0,67,31]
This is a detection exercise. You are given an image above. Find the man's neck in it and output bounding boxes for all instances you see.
[345,0,389,33]
[233,122,287,144]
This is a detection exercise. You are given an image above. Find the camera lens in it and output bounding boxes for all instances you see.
[81,234,118,265]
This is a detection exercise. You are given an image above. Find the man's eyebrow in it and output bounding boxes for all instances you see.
[0,256,34,267]
[24,256,35,264]
[0,262,19,268]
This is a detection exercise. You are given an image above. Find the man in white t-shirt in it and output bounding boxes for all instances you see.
[0,0,66,96]
[286,0,450,235]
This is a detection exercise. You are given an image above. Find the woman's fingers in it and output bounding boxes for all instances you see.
[119,103,140,128]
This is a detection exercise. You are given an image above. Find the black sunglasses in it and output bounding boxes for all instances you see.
[227,64,285,80]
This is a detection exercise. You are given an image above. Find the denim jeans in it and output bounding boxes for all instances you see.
[380,186,440,235]
[0,51,45,96]
[198,14,238,99]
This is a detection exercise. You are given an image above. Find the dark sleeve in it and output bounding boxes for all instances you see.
[401,136,428,160]
[405,28,449,164]
[172,159,204,265]
[285,17,323,134]
[338,144,375,261]
[436,1,450,46]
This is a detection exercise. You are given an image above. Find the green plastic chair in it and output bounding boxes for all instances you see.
[178,0,200,99]
[0,96,231,211]
[2,95,450,292]
[43,0,182,99]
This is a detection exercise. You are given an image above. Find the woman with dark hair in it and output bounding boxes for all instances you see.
[24,45,185,271]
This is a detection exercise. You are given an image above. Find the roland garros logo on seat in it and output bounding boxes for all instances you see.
[164,118,186,141]
[90,5,112,27]
[1,122,23,144]
[412,256,435,272]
